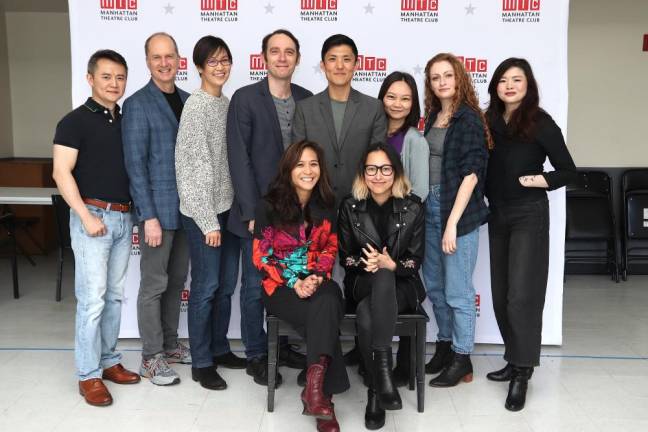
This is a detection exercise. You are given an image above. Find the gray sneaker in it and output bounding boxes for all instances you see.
[165,341,192,364]
[140,354,181,386]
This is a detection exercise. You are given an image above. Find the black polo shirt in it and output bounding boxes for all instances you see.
[53,98,130,203]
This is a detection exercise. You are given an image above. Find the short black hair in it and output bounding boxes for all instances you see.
[144,32,179,56]
[87,49,128,75]
[192,35,232,70]
[377,71,422,134]
[262,29,300,58]
[320,34,357,61]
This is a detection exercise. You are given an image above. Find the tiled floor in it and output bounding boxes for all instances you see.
[1,254,647,432]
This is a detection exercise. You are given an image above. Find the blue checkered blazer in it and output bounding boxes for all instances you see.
[122,80,189,230]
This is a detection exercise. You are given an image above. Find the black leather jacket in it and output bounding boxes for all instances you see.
[337,193,426,310]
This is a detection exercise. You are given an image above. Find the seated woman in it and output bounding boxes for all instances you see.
[338,143,426,430]
[253,140,348,432]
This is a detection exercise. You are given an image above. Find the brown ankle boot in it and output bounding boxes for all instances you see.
[316,399,339,432]
[301,355,333,420]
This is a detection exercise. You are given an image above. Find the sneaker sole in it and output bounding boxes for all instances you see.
[165,358,192,365]
[140,371,181,386]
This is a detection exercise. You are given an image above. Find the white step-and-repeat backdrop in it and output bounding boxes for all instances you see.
[68,0,569,344]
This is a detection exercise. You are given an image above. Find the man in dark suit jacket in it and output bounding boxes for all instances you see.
[292,34,387,204]
[226,29,312,386]
[122,32,191,386]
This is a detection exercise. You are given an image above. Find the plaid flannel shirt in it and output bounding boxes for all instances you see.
[425,104,489,236]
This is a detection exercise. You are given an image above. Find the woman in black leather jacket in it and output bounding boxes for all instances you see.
[338,142,425,430]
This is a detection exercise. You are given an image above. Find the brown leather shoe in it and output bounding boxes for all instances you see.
[102,364,141,384]
[79,379,112,406]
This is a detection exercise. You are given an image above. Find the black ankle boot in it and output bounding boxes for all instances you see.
[428,351,473,387]
[505,366,533,411]
[364,388,385,430]
[372,348,402,410]
[191,366,227,390]
[487,363,534,382]
[392,337,410,388]
[425,340,452,374]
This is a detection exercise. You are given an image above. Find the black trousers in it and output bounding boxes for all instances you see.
[353,269,412,381]
[263,280,350,395]
[488,198,549,367]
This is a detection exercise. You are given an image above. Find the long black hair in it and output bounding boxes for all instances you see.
[486,57,541,140]
[377,71,421,135]
[265,140,335,226]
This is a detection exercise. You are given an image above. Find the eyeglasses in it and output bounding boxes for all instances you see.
[364,164,394,177]
[206,58,231,67]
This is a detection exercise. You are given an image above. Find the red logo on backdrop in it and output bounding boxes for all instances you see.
[301,0,338,22]
[100,0,137,9]
[502,0,540,11]
[301,0,337,10]
[130,226,140,255]
[501,0,540,22]
[401,0,438,11]
[475,294,481,316]
[178,57,188,70]
[201,0,237,10]
[417,117,425,132]
[248,54,267,82]
[176,57,188,82]
[181,290,190,302]
[457,56,487,73]
[355,55,387,72]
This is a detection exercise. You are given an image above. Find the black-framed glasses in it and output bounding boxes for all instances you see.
[206,58,232,67]
[364,164,394,177]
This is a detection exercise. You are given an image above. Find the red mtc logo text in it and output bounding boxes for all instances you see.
[100,0,137,9]
[249,54,266,70]
[502,0,540,11]
[401,0,438,11]
[181,290,190,301]
[178,57,188,70]
[301,0,337,10]
[356,55,387,71]
[201,0,238,10]
[457,56,487,73]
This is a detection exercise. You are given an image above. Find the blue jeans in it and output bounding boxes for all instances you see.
[70,205,133,380]
[182,212,240,368]
[423,185,479,354]
[239,236,267,359]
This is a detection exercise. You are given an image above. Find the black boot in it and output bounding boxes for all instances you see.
[428,351,473,387]
[372,348,402,410]
[487,363,534,382]
[191,366,227,390]
[505,366,533,411]
[392,337,410,388]
[364,388,386,430]
[425,340,452,374]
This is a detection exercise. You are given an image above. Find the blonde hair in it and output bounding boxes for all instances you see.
[351,161,412,201]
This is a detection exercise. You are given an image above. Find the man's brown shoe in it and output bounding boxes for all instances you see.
[79,379,112,406]
[102,364,141,384]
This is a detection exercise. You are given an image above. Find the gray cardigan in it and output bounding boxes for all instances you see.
[402,127,430,201]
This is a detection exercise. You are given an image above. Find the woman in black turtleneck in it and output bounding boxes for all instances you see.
[485,58,577,412]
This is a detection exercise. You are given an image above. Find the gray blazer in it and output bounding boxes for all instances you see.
[402,127,430,201]
[292,88,387,203]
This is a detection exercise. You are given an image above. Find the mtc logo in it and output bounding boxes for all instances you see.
[100,0,137,9]
[401,0,438,11]
[502,0,540,11]
[201,0,238,10]
[356,55,387,71]
[249,54,266,70]
[457,56,487,73]
[301,0,337,10]
[181,290,190,301]
[178,57,188,70]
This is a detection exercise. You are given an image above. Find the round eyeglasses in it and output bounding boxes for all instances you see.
[364,164,394,177]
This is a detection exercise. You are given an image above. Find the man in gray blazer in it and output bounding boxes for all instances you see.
[227,29,312,386]
[122,32,191,386]
[292,34,387,204]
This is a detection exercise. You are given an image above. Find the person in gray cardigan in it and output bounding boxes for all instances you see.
[378,71,429,202]
[175,36,239,391]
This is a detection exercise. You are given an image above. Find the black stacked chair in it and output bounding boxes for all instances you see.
[0,211,19,298]
[621,169,648,280]
[52,194,72,301]
[565,170,619,282]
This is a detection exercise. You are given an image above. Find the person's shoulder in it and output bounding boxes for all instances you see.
[232,80,263,99]
[298,89,326,106]
[535,109,558,129]
[340,194,359,210]
[353,88,381,106]
[403,193,424,213]
[123,83,150,104]
[291,83,313,99]
[405,126,424,140]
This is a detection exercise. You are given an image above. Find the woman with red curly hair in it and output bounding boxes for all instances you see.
[253,140,348,432]
[421,53,492,387]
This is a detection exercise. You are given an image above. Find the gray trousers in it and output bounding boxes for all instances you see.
[137,225,190,359]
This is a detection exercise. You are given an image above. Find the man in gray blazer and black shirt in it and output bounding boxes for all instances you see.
[292,34,387,204]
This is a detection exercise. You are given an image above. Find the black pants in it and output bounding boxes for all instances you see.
[263,280,350,395]
[353,269,411,381]
[488,198,549,367]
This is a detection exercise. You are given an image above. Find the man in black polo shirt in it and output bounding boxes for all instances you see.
[53,49,140,407]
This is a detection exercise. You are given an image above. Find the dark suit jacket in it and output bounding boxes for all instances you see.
[292,88,387,203]
[122,80,189,230]
[226,77,312,238]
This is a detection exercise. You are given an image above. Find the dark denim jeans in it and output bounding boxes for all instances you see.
[238,237,267,359]
[182,211,240,368]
